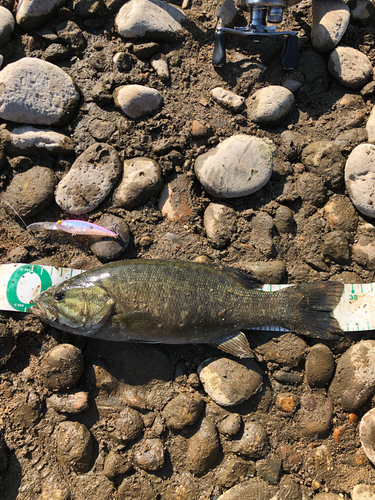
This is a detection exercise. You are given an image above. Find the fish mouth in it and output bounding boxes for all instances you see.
[29,301,58,323]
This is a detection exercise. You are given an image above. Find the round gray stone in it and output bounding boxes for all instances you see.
[0,57,80,126]
[305,344,335,387]
[211,87,245,113]
[90,215,130,262]
[55,143,122,214]
[345,143,375,217]
[246,85,295,126]
[114,84,163,119]
[0,6,14,48]
[311,0,350,52]
[204,202,237,249]
[16,0,65,31]
[194,134,273,198]
[328,47,373,90]
[297,392,333,437]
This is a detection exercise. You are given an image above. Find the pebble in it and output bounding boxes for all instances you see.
[114,84,163,119]
[217,413,242,437]
[55,143,122,214]
[210,87,245,113]
[204,202,237,249]
[329,340,375,411]
[297,392,333,437]
[55,20,87,53]
[305,344,335,387]
[47,391,89,414]
[349,0,375,23]
[256,453,281,484]
[150,53,169,82]
[328,47,373,90]
[194,135,273,198]
[158,172,194,223]
[216,456,256,488]
[162,392,204,430]
[132,42,160,60]
[216,478,277,500]
[117,473,157,500]
[250,211,274,257]
[246,85,295,126]
[56,421,93,473]
[186,418,220,476]
[240,260,286,284]
[0,6,14,48]
[352,484,375,500]
[273,370,303,385]
[38,344,84,391]
[334,127,368,152]
[324,195,358,232]
[88,119,116,142]
[279,444,302,472]
[345,143,375,217]
[113,157,163,209]
[191,120,210,137]
[301,141,345,190]
[278,475,302,500]
[115,0,186,40]
[3,166,56,218]
[274,205,295,234]
[16,0,64,30]
[0,58,80,125]
[296,172,326,207]
[366,106,375,144]
[352,236,375,269]
[114,407,144,443]
[113,51,133,72]
[254,332,307,367]
[198,357,263,407]
[103,450,132,478]
[276,393,298,413]
[281,71,304,92]
[311,0,350,52]
[1,126,74,156]
[133,438,165,471]
[225,421,268,458]
[322,230,349,264]
[74,0,106,19]
[90,215,130,261]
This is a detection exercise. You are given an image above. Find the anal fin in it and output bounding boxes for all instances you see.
[211,332,253,358]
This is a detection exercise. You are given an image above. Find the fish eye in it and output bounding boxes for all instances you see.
[54,290,65,301]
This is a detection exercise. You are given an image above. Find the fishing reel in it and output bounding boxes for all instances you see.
[212,0,298,69]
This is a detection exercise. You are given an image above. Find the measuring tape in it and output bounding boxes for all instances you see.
[0,263,372,333]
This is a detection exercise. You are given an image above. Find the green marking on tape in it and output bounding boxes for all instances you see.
[6,264,53,312]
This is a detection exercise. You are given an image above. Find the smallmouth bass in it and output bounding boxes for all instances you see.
[30,259,344,358]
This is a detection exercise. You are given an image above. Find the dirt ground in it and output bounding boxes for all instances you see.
[1,0,375,499]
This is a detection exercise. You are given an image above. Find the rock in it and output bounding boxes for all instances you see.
[297,392,333,437]
[103,450,132,478]
[114,84,163,119]
[162,392,204,430]
[2,126,74,156]
[367,106,375,144]
[311,0,350,52]
[256,453,281,484]
[217,0,238,27]
[349,0,375,23]
[113,51,133,72]
[198,357,263,407]
[132,42,160,59]
[118,474,157,500]
[186,418,220,476]
[47,391,89,414]
[225,421,268,458]
[301,141,344,190]
[74,0,106,18]
[211,87,245,113]
[3,166,56,218]
[150,53,169,82]
[352,484,375,500]
[0,6,14,47]
[43,43,68,61]
[204,202,237,248]
[91,81,112,105]
[133,438,165,471]
[273,370,303,385]
[278,475,302,500]
[113,157,163,209]
[276,393,298,413]
[55,20,87,53]
[312,494,342,500]
[305,344,335,387]
[194,135,273,198]
[55,143,122,214]
[334,128,368,153]
[158,172,194,223]
[322,230,349,264]
[324,195,358,232]
[239,260,287,284]
[216,456,256,488]
[352,236,375,269]
[216,478,277,500]
[115,0,186,41]
[114,408,144,443]
[296,172,326,207]
[191,120,210,137]
[56,421,93,473]
[281,70,304,92]
[274,206,294,234]
[16,0,64,31]
[39,344,84,391]
[90,215,130,261]
[246,85,295,125]
[279,444,302,472]
[328,47,373,90]
[254,332,307,367]
[345,144,375,217]
[359,409,375,467]
[88,119,116,142]
[0,58,79,126]
[217,413,242,436]
[329,340,375,411]
[250,212,274,257]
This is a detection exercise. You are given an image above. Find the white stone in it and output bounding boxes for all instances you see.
[115,0,186,40]
[0,6,14,48]
[367,106,375,144]
[0,57,80,126]
[3,125,74,155]
[246,85,295,125]
[16,0,65,31]
[345,143,375,217]
[114,84,163,119]
[150,53,169,83]
[328,46,373,90]
[311,0,350,53]
[352,484,375,500]
[210,87,245,113]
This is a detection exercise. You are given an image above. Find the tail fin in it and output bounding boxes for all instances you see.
[282,282,344,339]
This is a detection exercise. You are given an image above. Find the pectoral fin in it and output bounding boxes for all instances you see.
[111,311,161,336]
[211,332,253,358]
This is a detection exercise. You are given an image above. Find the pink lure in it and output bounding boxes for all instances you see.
[27,220,118,238]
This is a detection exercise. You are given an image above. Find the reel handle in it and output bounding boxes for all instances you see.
[212,31,226,66]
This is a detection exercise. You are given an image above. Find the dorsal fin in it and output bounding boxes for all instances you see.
[217,265,263,290]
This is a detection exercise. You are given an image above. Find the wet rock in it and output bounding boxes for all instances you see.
[278,475,302,500]
[0,58,79,125]
[328,47,373,90]
[56,143,121,214]
[246,86,295,126]
[254,332,307,367]
[367,106,375,144]
[276,393,298,413]
[2,126,74,156]
[0,6,14,47]
[56,421,93,473]
[186,418,220,476]
[305,344,335,387]
[250,212,274,257]
[256,453,281,484]
[133,438,165,471]
[118,475,157,500]
[217,413,242,436]
[150,53,169,82]
[198,357,263,407]
[162,392,204,430]
[322,230,349,264]
[3,166,56,218]
[273,370,303,385]
[240,260,287,284]
[90,214,130,261]
[103,450,132,478]
[274,205,294,234]
[211,87,245,113]
[16,0,64,30]
[115,0,186,41]
[216,478,277,500]
[352,236,375,269]
[113,157,163,209]
[195,135,273,198]
[324,195,358,232]
[114,84,163,119]
[296,172,326,207]
[216,456,256,488]
[39,344,84,391]
[345,144,375,217]
[311,0,350,52]
[301,141,344,190]
[225,421,267,458]
[47,391,89,414]
[329,340,375,411]
[352,484,375,500]
[204,202,237,248]
[114,407,144,443]
[298,392,333,437]
[158,172,194,223]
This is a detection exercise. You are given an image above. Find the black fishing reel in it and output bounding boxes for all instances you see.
[212,0,298,69]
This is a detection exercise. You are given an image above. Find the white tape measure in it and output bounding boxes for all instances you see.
[0,264,372,333]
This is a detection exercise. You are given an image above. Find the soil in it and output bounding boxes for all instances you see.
[1,0,375,499]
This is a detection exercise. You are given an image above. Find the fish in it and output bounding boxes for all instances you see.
[29,259,344,358]
[27,220,118,238]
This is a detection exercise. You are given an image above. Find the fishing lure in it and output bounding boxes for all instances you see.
[27,220,118,238]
